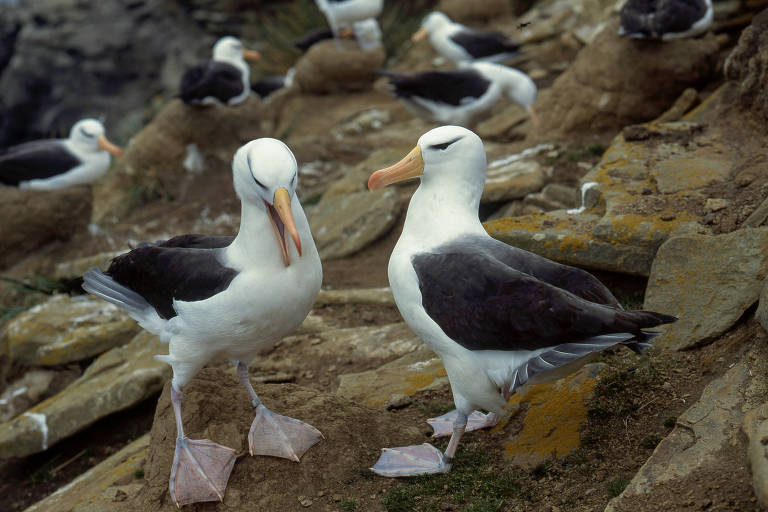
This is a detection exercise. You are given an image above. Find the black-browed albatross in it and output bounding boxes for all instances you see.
[366,126,676,477]
[380,62,539,129]
[179,36,261,106]
[413,11,521,65]
[0,118,122,190]
[619,0,713,40]
[83,138,323,506]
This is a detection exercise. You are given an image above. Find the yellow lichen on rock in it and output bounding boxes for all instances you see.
[503,363,605,468]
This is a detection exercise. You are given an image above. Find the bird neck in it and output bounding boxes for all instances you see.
[401,178,485,249]
[226,199,284,270]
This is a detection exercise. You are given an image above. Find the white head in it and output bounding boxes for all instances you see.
[212,36,261,64]
[232,138,301,266]
[473,63,540,128]
[368,126,486,204]
[68,118,122,156]
[413,11,452,41]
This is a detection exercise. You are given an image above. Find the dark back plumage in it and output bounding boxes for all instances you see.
[412,237,676,352]
[252,76,287,98]
[179,61,245,105]
[106,234,237,319]
[0,140,81,186]
[621,0,709,37]
[450,30,519,59]
[380,69,491,106]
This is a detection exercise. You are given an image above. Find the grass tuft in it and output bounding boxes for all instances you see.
[607,476,630,498]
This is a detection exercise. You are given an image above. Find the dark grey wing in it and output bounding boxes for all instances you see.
[0,140,81,186]
[252,76,287,98]
[412,249,676,352]
[179,61,244,104]
[620,0,657,36]
[379,69,491,106]
[653,0,709,34]
[464,235,621,307]
[105,245,237,319]
[155,234,235,249]
[449,29,519,59]
[294,28,335,51]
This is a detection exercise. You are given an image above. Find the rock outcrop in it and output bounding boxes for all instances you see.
[724,8,768,120]
[0,186,92,270]
[293,40,386,95]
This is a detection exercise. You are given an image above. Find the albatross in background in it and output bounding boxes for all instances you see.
[83,139,323,506]
[619,0,713,40]
[366,126,676,477]
[315,0,383,40]
[0,118,122,190]
[413,11,521,65]
[380,62,539,129]
[179,36,262,106]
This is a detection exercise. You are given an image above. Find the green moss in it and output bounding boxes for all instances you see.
[382,445,525,512]
[607,476,630,498]
[414,400,455,417]
[663,417,677,428]
[640,435,661,450]
[340,499,357,511]
[133,468,145,479]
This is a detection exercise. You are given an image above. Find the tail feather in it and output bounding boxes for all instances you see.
[82,268,166,336]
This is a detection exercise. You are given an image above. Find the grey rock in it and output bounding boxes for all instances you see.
[0,369,79,423]
[744,195,768,228]
[0,331,170,458]
[483,160,546,203]
[743,402,768,508]
[724,8,768,121]
[644,228,768,350]
[757,280,768,334]
[315,287,394,306]
[4,294,139,366]
[308,188,400,260]
[606,339,768,510]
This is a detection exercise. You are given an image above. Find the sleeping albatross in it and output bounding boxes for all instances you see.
[83,138,323,506]
[619,0,713,40]
[366,126,676,477]
[413,12,520,65]
[380,62,539,129]
[179,36,261,106]
[0,118,122,190]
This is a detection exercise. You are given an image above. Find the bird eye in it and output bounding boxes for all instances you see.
[80,128,95,138]
[252,174,266,189]
[429,137,462,151]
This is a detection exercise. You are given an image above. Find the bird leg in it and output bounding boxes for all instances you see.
[371,411,468,477]
[168,385,237,508]
[236,361,323,461]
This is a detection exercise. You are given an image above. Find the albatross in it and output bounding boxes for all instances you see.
[413,12,520,65]
[366,126,677,477]
[179,36,261,106]
[82,138,323,506]
[0,118,122,190]
[619,0,713,40]
[380,62,539,129]
[315,0,383,39]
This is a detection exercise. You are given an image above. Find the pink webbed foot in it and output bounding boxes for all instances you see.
[428,410,498,438]
[169,437,238,508]
[249,404,323,461]
[371,443,452,477]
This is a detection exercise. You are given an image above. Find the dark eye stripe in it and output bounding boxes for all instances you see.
[80,128,95,137]
[429,137,462,151]
[252,173,266,189]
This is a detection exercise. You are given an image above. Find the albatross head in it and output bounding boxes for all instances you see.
[69,119,122,156]
[233,138,302,266]
[368,125,486,193]
[412,11,451,42]
[212,36,261,63]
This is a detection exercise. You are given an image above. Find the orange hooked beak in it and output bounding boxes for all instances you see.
[411,27,429,42]
[242,49,262,61]
[368,145,424,190]
[97,134,123,156]
[266,187,302,266]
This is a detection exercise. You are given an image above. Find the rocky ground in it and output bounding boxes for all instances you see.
[2,0,768,511]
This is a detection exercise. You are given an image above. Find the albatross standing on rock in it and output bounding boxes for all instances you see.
[619,0,713,40]
[413,12,521,65]
[179,36,262,106]
[83,139,323,506]
[366,126,676,477]
[0,118,122,190]
[380,62,539,129]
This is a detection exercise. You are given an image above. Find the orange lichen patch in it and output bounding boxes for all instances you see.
[503,365,605,468]
[596,212,697,246]
[403,366,448,396]
[556,234,590,253]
